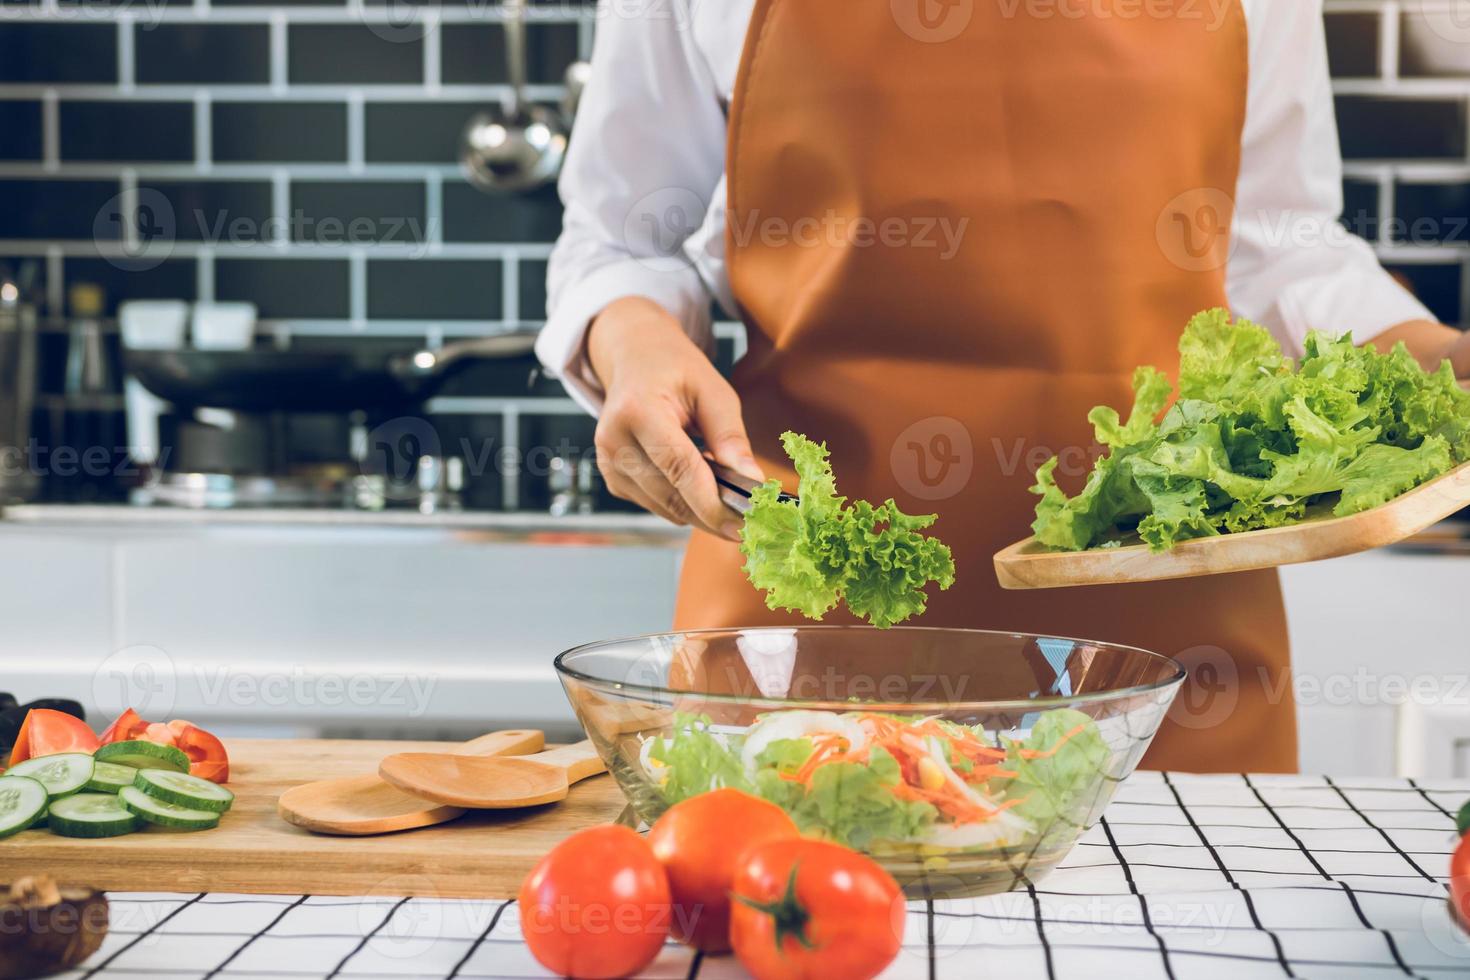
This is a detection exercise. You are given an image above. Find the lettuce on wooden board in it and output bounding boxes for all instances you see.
[1033,309,1470,552]
[740,432,955,628]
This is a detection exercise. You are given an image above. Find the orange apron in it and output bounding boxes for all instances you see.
[674,0,1296,772]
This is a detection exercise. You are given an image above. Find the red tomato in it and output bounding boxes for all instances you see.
[168,720,229,783]
[7,709,100,768]
[648,789,799,952]
[519,825,672,979]
[729,839,905,980]
[98,708,149,745]
[96,710,229,783]
[1453,830,1470,932]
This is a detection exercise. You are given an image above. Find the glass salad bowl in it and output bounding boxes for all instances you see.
[555,626,1184,898]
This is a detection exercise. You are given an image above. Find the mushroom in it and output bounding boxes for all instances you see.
[0,877,109,979]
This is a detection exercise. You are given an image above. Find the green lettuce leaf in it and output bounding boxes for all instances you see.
[994,709,1109,836]
[1032,309,1470,551]
[753,737,816,774]
[649,716,752,802]
[1089,366,1172,449]
[741,432,954,627]
[783,745,938,850]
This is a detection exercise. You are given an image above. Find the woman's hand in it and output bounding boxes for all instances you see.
[586,297,762,540]
[1370,319,1470,378]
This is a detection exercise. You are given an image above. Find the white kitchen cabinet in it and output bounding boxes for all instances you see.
[1280,548,1470,776]
[0,517,684,739]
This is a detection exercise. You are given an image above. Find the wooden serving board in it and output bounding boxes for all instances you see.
[994,460,1470,590]
[0,738,625,899]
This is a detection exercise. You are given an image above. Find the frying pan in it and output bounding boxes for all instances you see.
[123,332,539,413]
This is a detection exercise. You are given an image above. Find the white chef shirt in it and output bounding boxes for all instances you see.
[537,0,1434,415]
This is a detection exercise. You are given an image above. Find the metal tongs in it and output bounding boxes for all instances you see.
[706,456,797,515]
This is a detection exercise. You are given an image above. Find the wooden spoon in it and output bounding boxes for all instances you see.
[378,741,605,809]
[277,729,544,836]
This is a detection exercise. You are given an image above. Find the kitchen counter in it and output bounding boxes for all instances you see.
[58,773,1470,979]
[0,503,690,546]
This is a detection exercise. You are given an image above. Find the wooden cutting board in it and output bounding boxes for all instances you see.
[0,738,625,899]
[994,459,1470,590]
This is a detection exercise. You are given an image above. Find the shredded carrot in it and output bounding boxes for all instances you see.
[1015,722,1089,760]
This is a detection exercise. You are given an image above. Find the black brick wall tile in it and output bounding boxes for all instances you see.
[442,182,562,242]
[60,101,194,162]
[1342,178,1380,242]
[365,102,479,164]
[216,259,351,319]
[435,355,543,397]
[291,182,427,245]
[62,256,198,315]
[1401,12,1470,78]
[212,102,348,162]
[440,23,578,84]
[425,412,504,510]
[136,24,270,85]
[518,412,635,513]
[1384,262,1464,325]
[1325,12,1380,78]
[0,24,117,83]
[1335,96,1467,160]
[0,101,43,161]
[367,259,503,319]
[288,26,423,84]
[518,258,547,320]
[138,181,274,244]
[1394,183,1470,245]
[0,179,121,239]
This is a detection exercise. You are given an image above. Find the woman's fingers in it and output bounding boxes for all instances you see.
[595,415,737,538]
[692,371,764,482]
[594,427,684,525]
[627,410,741,540]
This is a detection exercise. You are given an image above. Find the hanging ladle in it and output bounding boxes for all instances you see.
[460,0,569,192]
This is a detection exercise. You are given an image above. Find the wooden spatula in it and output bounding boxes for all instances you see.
[277,729,544,835]
[377,741,605,809]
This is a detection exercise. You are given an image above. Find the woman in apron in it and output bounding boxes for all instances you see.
[537,0,1465,772]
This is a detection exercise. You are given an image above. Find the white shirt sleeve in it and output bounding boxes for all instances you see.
[1229,0,1434,356]
[535,0,727,414]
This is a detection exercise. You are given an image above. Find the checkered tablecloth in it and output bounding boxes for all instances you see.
[61,774,1470,980]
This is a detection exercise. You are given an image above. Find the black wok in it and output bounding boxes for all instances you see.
[123,332,539,412]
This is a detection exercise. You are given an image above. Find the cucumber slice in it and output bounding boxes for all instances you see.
[134,769,234,813]
[118,785,220,831]
[6,753,95,798]
[47,792,141,838]
[95,740,190,773]
[84,761,138,793]
[0,775,49,838]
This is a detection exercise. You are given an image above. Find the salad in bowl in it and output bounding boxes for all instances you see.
[556,626,1183,897]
